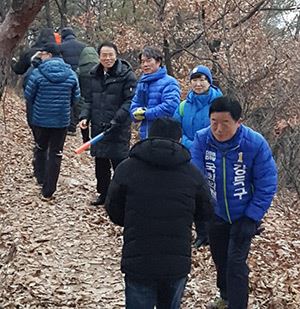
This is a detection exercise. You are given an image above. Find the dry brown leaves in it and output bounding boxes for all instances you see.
[0,89,299,308]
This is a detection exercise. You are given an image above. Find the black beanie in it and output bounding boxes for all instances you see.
[149,117,182,141]
[41,43,61,57]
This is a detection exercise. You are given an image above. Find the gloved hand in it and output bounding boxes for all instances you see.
[133,107,146,121]
[232,216,258,243]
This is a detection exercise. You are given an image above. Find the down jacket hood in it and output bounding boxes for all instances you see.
[130,138,190,168]
[78,47,99,74]
[61,27,76,40]
[38,57,72,83]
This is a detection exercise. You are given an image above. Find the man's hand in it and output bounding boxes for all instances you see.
[232,216,258,242]
[133,107,146,121]
[79,119,88,129]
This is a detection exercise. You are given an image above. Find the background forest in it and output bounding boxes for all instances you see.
[0,0,299,195]
[0,1,300,308]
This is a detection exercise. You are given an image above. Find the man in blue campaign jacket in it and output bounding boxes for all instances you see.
[25,43,80,199]
[191,96,277,309]
[130,46,180,139]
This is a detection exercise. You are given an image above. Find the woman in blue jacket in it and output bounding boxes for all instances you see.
[130,47,180,139]
[174,65,222,149]
[174,65,222,248]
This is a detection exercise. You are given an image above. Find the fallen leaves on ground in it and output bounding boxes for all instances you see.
[0,89,299,308]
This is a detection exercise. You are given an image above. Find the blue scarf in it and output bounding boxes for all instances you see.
[137,66,167,107]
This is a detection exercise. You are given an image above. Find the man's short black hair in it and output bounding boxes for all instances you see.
[209,96,242,121]
[97,41,119,55]
[149,117,182,141]
[139,46,163,66]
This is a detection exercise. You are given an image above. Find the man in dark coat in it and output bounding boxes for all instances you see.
[79,41,137,206]
[60,27,86,135]
[105,117,214,308]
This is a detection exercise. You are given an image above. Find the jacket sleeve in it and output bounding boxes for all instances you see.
[114,71,137,124]
[144,81,180,121]
[71,73,81,105]
[105,163,128,227]
[194,168,214,223]
[11,50,31,75]
[244,139,277,221]
[79,78,92,121]
[24,70,38,104]
[130,82,143,122]
[190,132,206,173]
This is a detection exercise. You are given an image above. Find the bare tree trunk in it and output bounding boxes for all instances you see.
[45,0,53,28]
[0,0,47,99]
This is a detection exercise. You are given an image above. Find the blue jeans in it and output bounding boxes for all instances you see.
[125,275,187,309]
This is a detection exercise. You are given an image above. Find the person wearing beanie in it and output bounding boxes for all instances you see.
[105,117,213,308]
[173,65,222,249]
[24,43,80,199]
[11,28,56,75]
[130,46,181,139]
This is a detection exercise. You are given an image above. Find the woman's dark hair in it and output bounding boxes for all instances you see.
[209,96,242,121]
[139,46,163,66]
[97,41,119,55]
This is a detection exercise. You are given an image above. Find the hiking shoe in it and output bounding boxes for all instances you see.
[193,236,209,249]
[207,297,228,309]
[90,195,106,206]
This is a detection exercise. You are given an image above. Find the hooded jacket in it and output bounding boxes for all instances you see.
[105,138,213,280]
[173,86,222,149]
[80,59,137,159]
[191,125,277,223]
[130,66,181,139]
[24,57,80,128]
[60,27,86,71]
[77,47,99,100]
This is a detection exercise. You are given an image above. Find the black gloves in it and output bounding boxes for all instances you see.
[100,120,120,134]
[232,216,258,242]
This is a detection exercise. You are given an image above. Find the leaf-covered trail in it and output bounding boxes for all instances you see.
[1,90,299,308]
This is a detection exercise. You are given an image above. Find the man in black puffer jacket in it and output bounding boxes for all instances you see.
[79,41,137,206]
[60,27,86,135]
[105,117,214,309]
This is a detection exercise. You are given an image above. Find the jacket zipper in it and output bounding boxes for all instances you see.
[222,155,232,224]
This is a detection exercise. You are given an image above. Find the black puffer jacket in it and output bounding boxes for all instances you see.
[60,28,86,71]
[105,138,214,280]
[11,28,55,75]
[80,59,137,159]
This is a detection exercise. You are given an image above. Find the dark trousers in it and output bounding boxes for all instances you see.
[33,126,67,197]
[68,104,78,132]
[95,157,124,197]
[195,219,208,240]
[208,217,252,309]
[125,276,187,309]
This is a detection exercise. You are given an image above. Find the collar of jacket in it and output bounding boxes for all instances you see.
[91,59,132,79]
[130,138,190,168]
[140,66,167,83]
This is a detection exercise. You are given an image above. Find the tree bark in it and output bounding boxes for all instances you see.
[0,0,47,99]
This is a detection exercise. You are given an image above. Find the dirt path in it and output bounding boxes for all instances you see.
[0,90,299,308]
